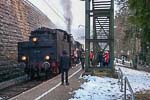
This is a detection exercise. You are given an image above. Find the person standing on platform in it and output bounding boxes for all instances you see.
[97,50,103,67]
[80,52,85,70]
[74,49,78,66]
[103,51,109,67]
[89,51,94,66]
[60,50,70,85]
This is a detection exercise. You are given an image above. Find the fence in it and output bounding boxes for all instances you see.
[124,77,135,100]
[118,68,123,92]
[117,68,135,100]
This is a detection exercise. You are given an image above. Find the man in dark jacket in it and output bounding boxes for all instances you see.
[97,50,103,67]
[60,50,70,85]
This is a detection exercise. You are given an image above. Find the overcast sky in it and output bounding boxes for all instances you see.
[28,0,85,41]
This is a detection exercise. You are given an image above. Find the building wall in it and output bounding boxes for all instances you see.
[0,0,56,70]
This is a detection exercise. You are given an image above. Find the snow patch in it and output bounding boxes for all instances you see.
[69,66,150,100]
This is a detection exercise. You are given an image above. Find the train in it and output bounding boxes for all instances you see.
[18,27,82,79]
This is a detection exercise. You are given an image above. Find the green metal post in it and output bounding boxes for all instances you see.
[109,0,114,68]
[85,0,90,72]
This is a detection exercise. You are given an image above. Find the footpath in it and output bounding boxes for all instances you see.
[9,65,84,100]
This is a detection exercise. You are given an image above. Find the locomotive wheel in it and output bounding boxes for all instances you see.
[36,68,40,79]
[24,67,29,74]
[30,68,35,79]
[42,62,51,79]
[45,67,51,79]
[18,62,26,69]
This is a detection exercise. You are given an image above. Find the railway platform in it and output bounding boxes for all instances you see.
[9,64,84,100]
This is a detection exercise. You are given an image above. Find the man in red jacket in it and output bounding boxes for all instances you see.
[103,51,109,66]
[89,51,94,66]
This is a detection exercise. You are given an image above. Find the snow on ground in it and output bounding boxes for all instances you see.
[116,65,150,92]
[69,76,123,100]
[69,65,150,100]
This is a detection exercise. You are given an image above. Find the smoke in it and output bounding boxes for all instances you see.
[60,0,73,33]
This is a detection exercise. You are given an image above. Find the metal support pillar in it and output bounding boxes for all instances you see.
[84,0,114,72]
[109,0,114,68]
[85,0,90,71]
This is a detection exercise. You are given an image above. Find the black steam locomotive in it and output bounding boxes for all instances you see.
[18,27,72,79]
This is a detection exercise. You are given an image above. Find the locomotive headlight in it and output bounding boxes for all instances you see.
[21,56,27,61]
[32,37,38,42]
[45,56,50,60]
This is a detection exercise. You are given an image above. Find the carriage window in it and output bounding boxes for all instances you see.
[67,35,70,42]
[63,35,67,41]
[49,33,56,40]
[52,34,56,40]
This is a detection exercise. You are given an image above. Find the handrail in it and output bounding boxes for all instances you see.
[117,68,123,92]
[124,77,135,100]
[117,68,135,100]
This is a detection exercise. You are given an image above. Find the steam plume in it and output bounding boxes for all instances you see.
[60,0,73,33]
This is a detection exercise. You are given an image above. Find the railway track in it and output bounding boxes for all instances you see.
[0,64,81,100]
[0,75,57,100]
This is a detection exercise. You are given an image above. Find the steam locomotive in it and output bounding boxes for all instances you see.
[18,27,75,79]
